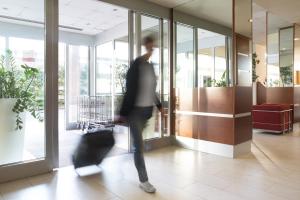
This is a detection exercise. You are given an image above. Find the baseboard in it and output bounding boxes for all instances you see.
[175,136,251,158]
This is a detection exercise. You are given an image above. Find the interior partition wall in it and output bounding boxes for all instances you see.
[173,0,253,158]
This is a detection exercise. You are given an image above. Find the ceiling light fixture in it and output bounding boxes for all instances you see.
[295,38,300,41]
[248,18,253,23]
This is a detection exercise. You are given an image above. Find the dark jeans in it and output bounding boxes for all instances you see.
[128,106,153,183]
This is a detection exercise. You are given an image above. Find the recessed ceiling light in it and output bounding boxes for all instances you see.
[282,48,286,51]
[295,38,300,41]
[2,7,8,10]
[248,18,253,23]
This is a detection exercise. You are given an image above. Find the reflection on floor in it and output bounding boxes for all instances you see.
[1,127,300,199]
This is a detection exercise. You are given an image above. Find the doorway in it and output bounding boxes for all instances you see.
[58,0,130,167]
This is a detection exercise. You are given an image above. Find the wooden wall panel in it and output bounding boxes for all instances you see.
[266,87,293,104]
[197,116,235,145]
[175,88,197,111]
[257,83,293,105]
[175,115,195,138]
[197,87,234,114]
[234,116,252,145]
[257,82,267,105]
[235,86,252,114]
[176,88,234,114]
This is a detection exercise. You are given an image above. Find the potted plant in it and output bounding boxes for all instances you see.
[207,71,227,87]
[280,66,293,87]
[0,49,43,165]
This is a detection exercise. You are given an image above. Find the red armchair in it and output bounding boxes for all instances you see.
[252,104,293,133]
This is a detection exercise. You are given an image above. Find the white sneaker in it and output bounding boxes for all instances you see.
[139,181,156,193]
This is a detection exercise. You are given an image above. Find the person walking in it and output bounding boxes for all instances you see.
[118,35,162,193]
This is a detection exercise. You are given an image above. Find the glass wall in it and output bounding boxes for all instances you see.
[198,29,227,87]
[58,43,66,109]
[0,0,45,165]
[114,40,129,115]
[0,36,5,55]
[279,27,294,87]
[235,0,252,86]
[267,17,280,86]
[96,42,113,95]
[267,13,292,87]
[114,41,129,94]
[9,37,44,71]
[294,25,300,86]
[67,45,89,125]
[176,24,194,88]
[96,40,129,116]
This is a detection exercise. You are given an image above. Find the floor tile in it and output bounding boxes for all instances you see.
[1,130,300,200]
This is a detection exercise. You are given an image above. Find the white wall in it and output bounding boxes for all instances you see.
[0,22,95,46]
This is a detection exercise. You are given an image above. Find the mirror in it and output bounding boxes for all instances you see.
[235,0,252,86]
[267,12,292,87]
[279,27,294,87]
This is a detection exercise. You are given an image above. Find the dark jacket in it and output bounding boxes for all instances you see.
[120,56,162,117]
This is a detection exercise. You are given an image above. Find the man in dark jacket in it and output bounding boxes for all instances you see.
[119,35,161,193]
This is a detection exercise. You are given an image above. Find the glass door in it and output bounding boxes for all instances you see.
[0,0,58,182]
[135,13,170,140]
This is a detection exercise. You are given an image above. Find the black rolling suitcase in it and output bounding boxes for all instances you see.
[72,127,115,169]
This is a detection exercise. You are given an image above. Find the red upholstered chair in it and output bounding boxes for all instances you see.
[252,104,293,133]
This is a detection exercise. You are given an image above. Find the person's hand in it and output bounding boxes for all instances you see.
[158,107,164,115]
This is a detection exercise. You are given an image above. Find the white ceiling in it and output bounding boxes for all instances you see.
[0,0,128,35]
[254,0,300,24]
[253,3,267,44]
[149,0,254,37]
[148,0,232,28]
[252,1,293,45]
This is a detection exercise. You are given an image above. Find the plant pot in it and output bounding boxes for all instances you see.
[0,98,26,165]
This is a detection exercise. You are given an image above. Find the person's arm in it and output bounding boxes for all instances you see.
[154,93,162,112]
[119,59,139,117]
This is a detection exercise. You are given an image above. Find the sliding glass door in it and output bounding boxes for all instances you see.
[0,0,58,182]
[134,13,170,140]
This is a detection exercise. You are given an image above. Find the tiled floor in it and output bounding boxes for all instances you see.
[1,130,300,200]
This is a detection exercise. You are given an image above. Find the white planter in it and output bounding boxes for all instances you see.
[0,98,26,165]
